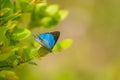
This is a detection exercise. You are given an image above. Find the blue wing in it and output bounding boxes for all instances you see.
[39,33,55,49]
[35,33,55,50]
[34,31,60,51]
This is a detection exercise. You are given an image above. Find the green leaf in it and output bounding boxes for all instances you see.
[0,46,13,61]
[0,70,18,80]
[20,46,38,62]
[35,3,47,15]
[41,16,59,28]
[11,28,31,41]
[57,10,68,20]
[53,39,72,52]
[24,46,38,59]
[6,20,18,30]
[46,4,59,15]
[0,8,11,17]
[29,3,47,27]
[0,0,13,9]
[9,13,22,20]
[0,9,21,25]
[12,59,19,67]
[16,0,33,12]
[0,53,10,61]
[41,16,53,27]
[0,26,8,42]
[6,47,19,60]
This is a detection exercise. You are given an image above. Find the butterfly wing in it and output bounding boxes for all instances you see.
[39,33,55,50]
[50,31,60,48]
[34,31,60,51]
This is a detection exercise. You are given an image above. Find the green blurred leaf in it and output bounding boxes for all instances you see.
[6,47,19,59]
[41,16,59,28]
[24,46,38,59]
[11,28,31,41]
[6,20,18,30]
[46,4,59,15]
[9,13,22,20]
[57,10,68,20]
[0,9,21,25]
[29,48,38,58]
[16,0,33,12]
[12,60,19,67]
[35,3,47,15]
[41,16,52,27]
[0,26,8,42]
[0,8,11,17]
[21,1,32,12]
[29,3,47,27]
[0,54,10,61]
[53,39,72,52]
[20,46,38,62]
[0,0,13,9]
[0,70,18,80]
[29,3,68,29]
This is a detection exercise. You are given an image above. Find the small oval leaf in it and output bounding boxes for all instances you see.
[53,39,72,52]
[0,26,8,42]
[46,4,59,15]
[11,28,31,41]
[58,10,68,20]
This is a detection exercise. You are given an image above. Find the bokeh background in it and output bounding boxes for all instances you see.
[15,0,120,80]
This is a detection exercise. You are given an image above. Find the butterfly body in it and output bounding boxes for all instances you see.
[34,31,60,52]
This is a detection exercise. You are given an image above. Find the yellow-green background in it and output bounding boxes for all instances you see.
[16,0,120,80]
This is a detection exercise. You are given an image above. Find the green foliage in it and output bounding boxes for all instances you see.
[0,26,8,42]
[11,28,31,41]
[0,0,13,10]
[53,39,72,52]
[0,0,72,79]
[0,70,18,80]
[29,3,68,28]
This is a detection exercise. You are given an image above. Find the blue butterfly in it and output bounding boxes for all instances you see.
[34,31,60,52]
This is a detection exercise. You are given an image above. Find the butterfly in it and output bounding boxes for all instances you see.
[34,31,60,52]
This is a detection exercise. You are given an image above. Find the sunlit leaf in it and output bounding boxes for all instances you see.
[11,28,31,41]
[0,26,8,42]
[0,70,18,80]
[34,3,47,18]
[35,3,47,14]
[46,4,59,15]
[41,16,52,27]
[12,60,19,67]
[20,46,38,61]
[28,47,38,58]
[0,0,13,9]
[9,13,22,20]
[53,39,72,52]
[0,8,11,17]
[0,54,10,61]
[41,16,59,28]
[29,3,47,27]
[6,20,18,30]
[33,41,42,48]
[57,10,68,20]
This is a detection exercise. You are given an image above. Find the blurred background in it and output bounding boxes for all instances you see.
[15,0,120,80]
